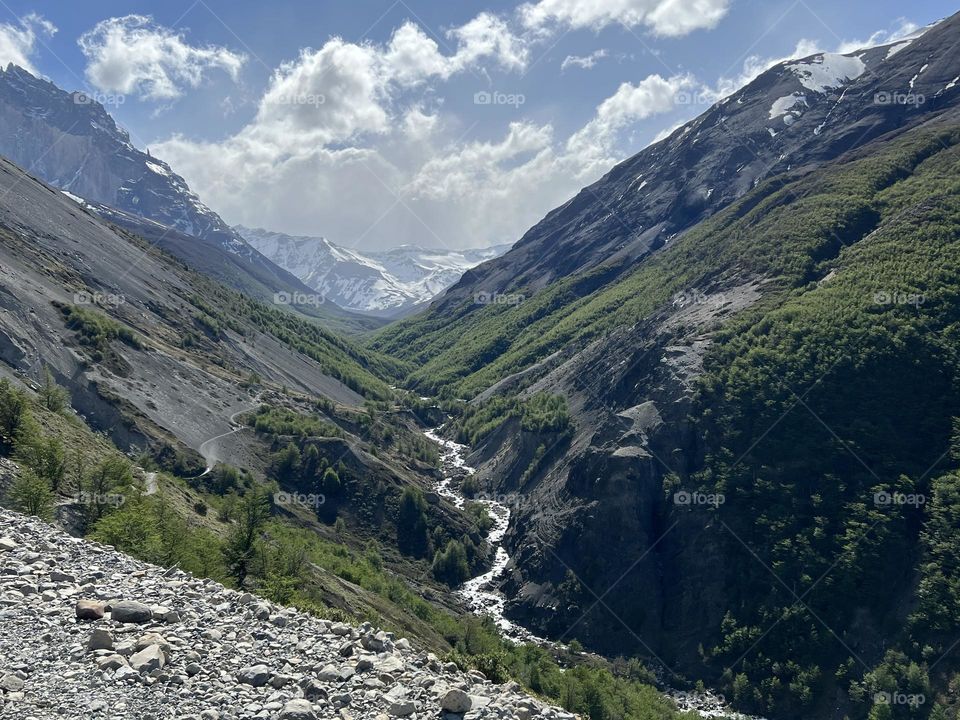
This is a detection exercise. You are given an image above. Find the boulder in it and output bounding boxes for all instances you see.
[87,628,114,652]
[441,689,472,714]
[280,699,317,720]
[110,600,153,624]
[0,674,24,692]
[75,599,105,620]
[389,700,417,716]
[237,664,272,687]
[129,645,166,673]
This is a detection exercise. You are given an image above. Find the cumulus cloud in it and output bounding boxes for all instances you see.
[561,49,608,72]
[520,0,730,36]
[78,15,246,100]
[834,18,923,54]
[567,73,696,164]
[0,13,56,75]
[382,14,527,85]
[156,55,687,251]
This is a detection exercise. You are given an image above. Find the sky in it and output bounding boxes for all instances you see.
[0,0,954,251]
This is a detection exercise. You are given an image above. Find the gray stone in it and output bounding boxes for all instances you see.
[96,655,128,671]
[129,645,166,673]
[441,689,472,714]
[87,628,114,651]
[110,600,153,624]
[237,664,272,687]
[0,674,24,692]
[280,699,317,720]
[389,700,417,716]
[75,599,105,620]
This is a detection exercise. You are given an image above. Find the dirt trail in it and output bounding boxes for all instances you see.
[195,395,261,477]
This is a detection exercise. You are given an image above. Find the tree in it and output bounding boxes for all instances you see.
[321,467,341,496]
[0,379,29,455]
[7,469,54,519]
[38,367,69,413]
[80,456,133,522]
[272,442,300,482]
[397,486,430,557]
[431,539,470,587]
[16,435,66,492]
[223,488,271,586]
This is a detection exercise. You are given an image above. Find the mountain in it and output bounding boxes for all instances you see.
[0,146,690,720]
[375,14,960,718]
[0,64,380,334]
[430,19,950,311]
[236,225,511,316]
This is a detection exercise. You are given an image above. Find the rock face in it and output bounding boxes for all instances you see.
[0,507,572,720]
[0,64,247,257]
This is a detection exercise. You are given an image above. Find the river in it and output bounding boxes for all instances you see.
[424,423,760,720]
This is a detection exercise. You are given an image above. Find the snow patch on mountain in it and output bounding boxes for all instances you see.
[236,226,511,315]
[769,93,808,119]
[786,53,866,92]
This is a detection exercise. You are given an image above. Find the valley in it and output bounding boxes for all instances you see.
[0,5,958,720]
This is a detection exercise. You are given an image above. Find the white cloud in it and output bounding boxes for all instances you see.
[561,49,608,72]
[256,39,389,147]
[567,73,695,164]
[78,15,246,100]
[0,13,55,75]
[156,52,687,251]
[834,18,922,54]
[520,0,730,36]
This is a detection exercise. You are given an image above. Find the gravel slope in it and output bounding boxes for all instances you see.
[0,508,573,720]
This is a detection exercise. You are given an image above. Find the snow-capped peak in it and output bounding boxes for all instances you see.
[235,226,511,316]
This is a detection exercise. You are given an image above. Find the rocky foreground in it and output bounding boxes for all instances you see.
[0,508,574,720]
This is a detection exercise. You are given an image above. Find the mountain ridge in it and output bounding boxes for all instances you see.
[236,225,511,316]
[0,64,381,333]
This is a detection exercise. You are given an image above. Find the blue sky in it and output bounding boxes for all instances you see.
[0,0,954,250]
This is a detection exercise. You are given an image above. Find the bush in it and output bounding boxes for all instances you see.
[6,469,53,519]
[432,539,470,587]
[38,367,69,413]
[396,486,431,558]
[0,379,29,455]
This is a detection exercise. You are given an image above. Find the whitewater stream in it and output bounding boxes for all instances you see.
[424,424,760,720]
[424,426,549,645]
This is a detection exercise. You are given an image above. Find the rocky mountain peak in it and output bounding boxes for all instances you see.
[0,64,250,257]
